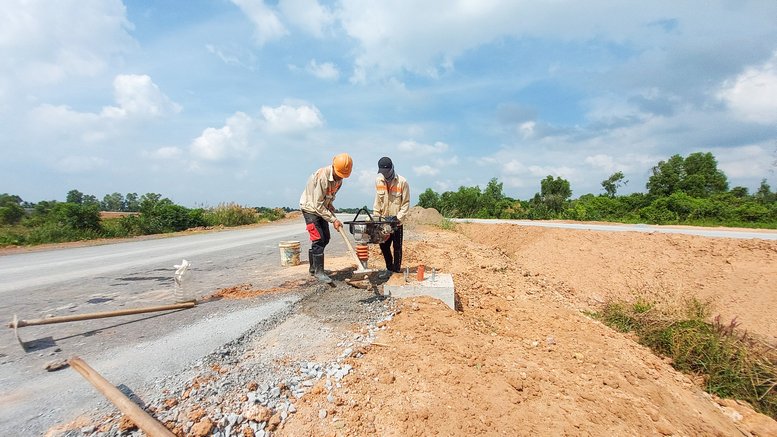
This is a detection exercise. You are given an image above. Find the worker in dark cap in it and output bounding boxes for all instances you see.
[373,157,410,279]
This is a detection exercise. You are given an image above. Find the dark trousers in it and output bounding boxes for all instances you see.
[303,212,330,255]
[379,225,403,272]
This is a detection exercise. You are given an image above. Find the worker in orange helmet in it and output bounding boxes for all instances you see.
[299,153,353,284]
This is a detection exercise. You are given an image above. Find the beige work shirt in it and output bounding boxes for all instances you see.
[299,165,342,223]
[373,173,410,222]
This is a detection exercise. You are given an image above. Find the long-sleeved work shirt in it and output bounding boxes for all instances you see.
[299,165,342,223]
[373,173,410,222]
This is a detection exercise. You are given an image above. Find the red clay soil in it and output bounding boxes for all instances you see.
[280,223,777,437]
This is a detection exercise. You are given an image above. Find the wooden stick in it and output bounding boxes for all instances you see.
[68,357,175,437]
[337,226,372,272]
[9,301,196,328]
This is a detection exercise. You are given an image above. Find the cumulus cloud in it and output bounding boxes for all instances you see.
[413,165,439,176]
[306,60,340,80]
[260,103,324,133]
[231,0,287,45]
[102,75,181,118]
[0,0,134,89]
[189,103,323,163]
[279,0,334,37]
[190,112,254,162]
[718,52,777,124]
[27,74,179,144]
[397,140,449,155]
[584,154,618,172]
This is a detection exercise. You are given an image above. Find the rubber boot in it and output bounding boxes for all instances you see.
[308,249,314,276]
[312,253,333,284]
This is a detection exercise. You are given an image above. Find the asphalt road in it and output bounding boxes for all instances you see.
[452,218,777,240]
[0,217,351,436]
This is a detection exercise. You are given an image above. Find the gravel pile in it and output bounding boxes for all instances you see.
[60,281,398,437]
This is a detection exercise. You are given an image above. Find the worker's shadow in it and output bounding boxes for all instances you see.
[18,310,187,353]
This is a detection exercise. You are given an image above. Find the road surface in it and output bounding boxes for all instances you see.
[0,218,351,436]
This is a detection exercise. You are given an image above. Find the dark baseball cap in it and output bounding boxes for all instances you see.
[378,156,394,179]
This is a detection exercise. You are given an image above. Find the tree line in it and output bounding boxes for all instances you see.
[417,152,777,228]
[0,190,286,246]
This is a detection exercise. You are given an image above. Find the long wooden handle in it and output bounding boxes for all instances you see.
[10,301,196,328]
[68,357,175,437]
[337,226,364,267]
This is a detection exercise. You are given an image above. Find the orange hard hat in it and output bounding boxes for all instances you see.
[332,153,353,178]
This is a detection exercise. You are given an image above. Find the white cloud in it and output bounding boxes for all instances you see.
[413,165,439,176]
[502,159,526,175]
[57,155,106,173]
[397,140,449,155]
[355,169,377,195]
[714,144,775,179]
[27,74,179,145]
[231,0,288,45]
[145,147,183,160]
[0,0,134,89]
[584,154,618,172]
[190,112,254,161]
[260,103,324,133]
[306,60,339,80]
[279,0,334,37]
[101,75,181,118]
[205,44,257,70]
[718,52,777,124]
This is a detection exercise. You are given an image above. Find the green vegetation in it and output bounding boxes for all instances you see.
[438,218,457,230]
[593,298,777,419]
[417,152,777,228]
[0,190,286,247]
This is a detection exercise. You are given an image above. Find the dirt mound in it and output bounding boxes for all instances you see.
[403,206,443,226]
[281,224,777,436]
[457,223,777,344]
[204,279,314,300]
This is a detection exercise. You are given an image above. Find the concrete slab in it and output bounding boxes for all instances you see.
[383,273,455,310]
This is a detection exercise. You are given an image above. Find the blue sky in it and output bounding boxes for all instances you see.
[2,0,776,208]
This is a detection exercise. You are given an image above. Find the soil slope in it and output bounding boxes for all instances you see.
[282,223,777,436]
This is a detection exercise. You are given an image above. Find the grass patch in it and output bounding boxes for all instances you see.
[438,218,457,230]
[593,298,777,419]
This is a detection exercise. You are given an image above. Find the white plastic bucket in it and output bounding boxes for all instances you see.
[278,240,301,267]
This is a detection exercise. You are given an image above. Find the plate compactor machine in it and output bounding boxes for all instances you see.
[338,207,399,276]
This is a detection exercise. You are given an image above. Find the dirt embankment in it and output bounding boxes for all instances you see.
[282,223,777,436]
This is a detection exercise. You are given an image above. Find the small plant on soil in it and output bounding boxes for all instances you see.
[438,218,457,230]
[593,297,777,419]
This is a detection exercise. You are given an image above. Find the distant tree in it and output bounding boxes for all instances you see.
[480,178,505,216]
[755,179,776,204]
[101,192,125,211]
[125,193,140,212]
[82,194,100,207]
[539,175,572,213]
[417,188,440,210]
[0,193,24,225]
[139,193,171,213]
[729,186,749,198]
[66,189,84,204]
[50,202,101,231]
[680,152,728,196]
[647,152,728,198]
[601,171,628,197]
